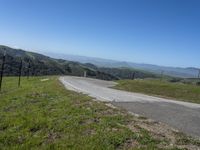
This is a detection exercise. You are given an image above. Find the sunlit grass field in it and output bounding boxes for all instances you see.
[0,76,199,149]
[114,79,200,104]
[0,76,163,149]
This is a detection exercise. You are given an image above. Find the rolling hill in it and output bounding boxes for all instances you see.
[45,52,200,78]
[0,45,158,80]
[0,45,117,80]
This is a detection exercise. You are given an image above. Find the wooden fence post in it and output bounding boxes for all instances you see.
[27,61,30,79]
[0,50,6,91]
[18,59,22,87]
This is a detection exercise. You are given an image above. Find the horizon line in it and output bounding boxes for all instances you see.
[1,44,199,69]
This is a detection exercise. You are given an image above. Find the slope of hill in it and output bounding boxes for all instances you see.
[0,45,117,80]
[83,63,158,79]
[0,45,162,80]
[97,67,158,79]
[45,52,200,78]
[127,63,200,78]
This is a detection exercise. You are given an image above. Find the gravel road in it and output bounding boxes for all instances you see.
[60,76,200,138]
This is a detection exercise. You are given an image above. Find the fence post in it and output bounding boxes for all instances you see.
[132,72,135,80]
[27,61,30,79]
[160,70,164,81]
[198,69,200,79]
[84,71,87,77]
[0,50,6,91]
[18,59,22,87]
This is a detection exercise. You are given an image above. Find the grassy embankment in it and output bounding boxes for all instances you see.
[114,79,200,104]
[0,76,199,149]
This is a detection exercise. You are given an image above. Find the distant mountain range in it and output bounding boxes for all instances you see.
[44,52,200,78]
[0,45,157,80]
[2,45,198,79]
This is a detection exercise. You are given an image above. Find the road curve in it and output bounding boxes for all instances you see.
[60,76,200,138]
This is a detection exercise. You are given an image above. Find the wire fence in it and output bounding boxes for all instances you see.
[0,50,33,92]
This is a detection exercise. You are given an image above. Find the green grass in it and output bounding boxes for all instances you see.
[0,76,198,149]
[114,79,200,104]
[0,76,164,149]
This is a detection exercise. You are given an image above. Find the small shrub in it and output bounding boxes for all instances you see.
[169,78,181,83]
[196,82,200,86]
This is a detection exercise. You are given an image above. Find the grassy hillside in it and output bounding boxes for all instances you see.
[0,45,163,80]
[47,52,200,78]
[0,77,199,149]
[0,45,117,80]
[114,79,200,104]
[98,67,159,79]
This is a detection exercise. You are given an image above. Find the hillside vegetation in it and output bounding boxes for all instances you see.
[0,45,117,80]
[0,76,200,149]
[0,45,160,80]
[114,79,200,104]
[47,52,200,78]
[98,67,158,79]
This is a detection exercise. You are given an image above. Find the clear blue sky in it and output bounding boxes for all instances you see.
[0,0,199,67]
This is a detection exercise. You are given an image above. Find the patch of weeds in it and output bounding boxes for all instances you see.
[136,128,161,146]
[138,116,147,120]
[175,132,200,146]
